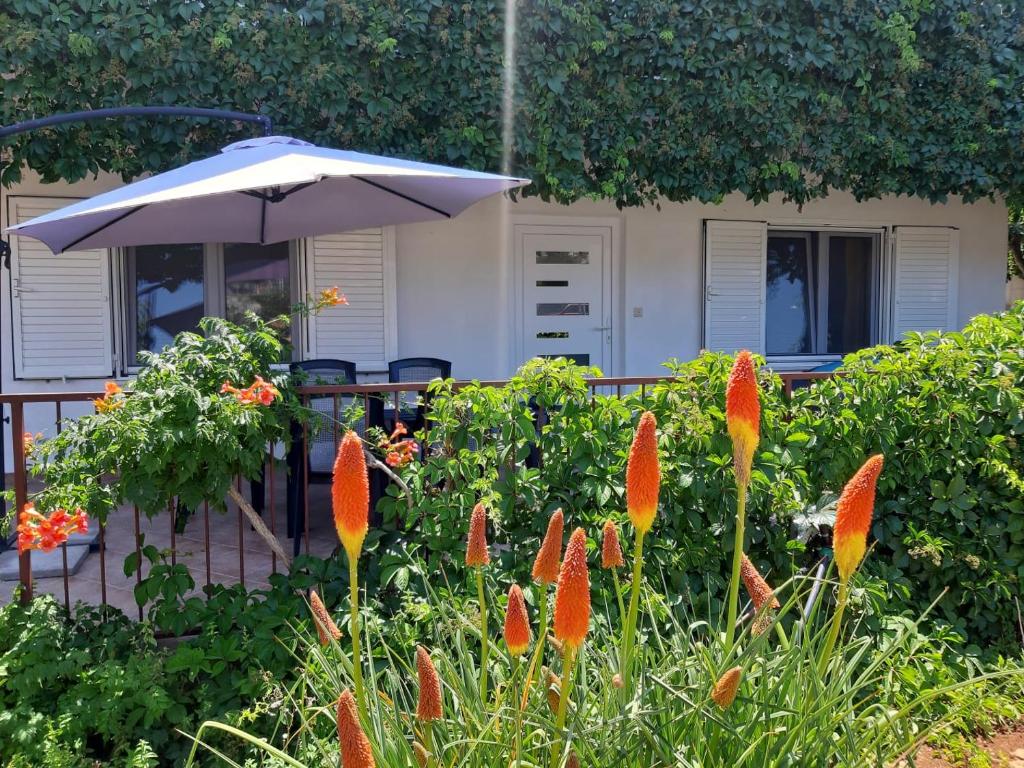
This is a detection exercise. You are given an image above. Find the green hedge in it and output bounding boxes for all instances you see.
[378,303,1024,647]
[3,0,1023,206]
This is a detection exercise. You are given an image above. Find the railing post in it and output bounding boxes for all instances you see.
[10,403,31,604]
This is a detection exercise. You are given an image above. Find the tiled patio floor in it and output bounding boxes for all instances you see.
[1,467,340,615]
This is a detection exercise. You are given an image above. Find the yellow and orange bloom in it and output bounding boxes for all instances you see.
[532,508,564,584]
[17,504,88,554]
[415,645,443,722]
[337,688,375,768]
[601,519,624,569]
[711,666,743,710]
[553,527,591,650]
[309,590,342,645]
[94,380,124,412]
[833,454,885,582]
[332,431,370,561]
[626,412,660,534]
[465,502,490,568]
[504,584,532,656]
[317,285,349,309]
[725,351,760,487]
[221,376,280,407]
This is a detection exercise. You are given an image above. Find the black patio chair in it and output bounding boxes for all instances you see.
[386,357,451,434]
[285,359,385,556]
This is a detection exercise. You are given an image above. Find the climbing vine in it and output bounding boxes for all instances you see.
[0,0,1022,210]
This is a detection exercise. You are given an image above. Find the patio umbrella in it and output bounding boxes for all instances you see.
[7,135,529,253]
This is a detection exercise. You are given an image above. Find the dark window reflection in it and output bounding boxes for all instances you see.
[827,237,872,353]
[223,242,291,330]
[130,244,204,361]
[766,236,814,355]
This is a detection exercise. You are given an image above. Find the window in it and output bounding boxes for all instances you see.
[124,242,296,366]
[765,230,879,357]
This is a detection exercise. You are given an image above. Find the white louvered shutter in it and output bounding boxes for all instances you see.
[892,226,959,339]
[9,197,115,379]
[703,220,767,354]
[305,228,395,369]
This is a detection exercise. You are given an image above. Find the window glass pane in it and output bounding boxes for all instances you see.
[536,251,589,264]
[827,237,873,353]
[223,242,291,327]
[537,302,589,316]
[129,244,205,361]
[766,236,814,355]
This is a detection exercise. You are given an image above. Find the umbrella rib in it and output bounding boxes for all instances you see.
[62,205,147,252]
[352,176,452,218]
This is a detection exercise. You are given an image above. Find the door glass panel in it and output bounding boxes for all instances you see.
[537,302,589,316]
[536,331,569,339]
[223,242,291,326]
[128,243,205,361]
[540,353,590,365]
[536,280,569,287]
[766,236,814,355]
[536,250,589,264]
[827,236,872,353]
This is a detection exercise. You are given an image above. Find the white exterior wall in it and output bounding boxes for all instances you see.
[1,171,1009,461]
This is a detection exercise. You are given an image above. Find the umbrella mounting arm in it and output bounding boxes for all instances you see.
[238,181,317,204]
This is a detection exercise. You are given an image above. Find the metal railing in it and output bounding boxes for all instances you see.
[1,371,836,616]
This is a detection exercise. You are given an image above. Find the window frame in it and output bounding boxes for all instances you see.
[764,226,885,368]
[117,240,302,374]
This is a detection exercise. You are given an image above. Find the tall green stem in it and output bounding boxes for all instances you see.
[817,579,849,676]
[523,586,549,707]
[348,554,366,722]
[612,569,627,624]
[550,644,578,768]
[724,482,748,655]
[619,529,646,694]
[476,569,489,703]
[512,656,523,768]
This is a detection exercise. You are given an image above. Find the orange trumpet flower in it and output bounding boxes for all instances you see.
[415,645,443,722]
[337,688,375,768]
[332,431,369,561]
[833,454,885,582]
[601,519,624,569]
[626,412,660,534]
[553,528,591,650]
[504,584,532,656]
[532,508,564,584]
[725,351,760,487]
[465,502,490,567]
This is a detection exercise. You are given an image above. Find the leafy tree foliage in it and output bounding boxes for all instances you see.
[1,0,1022,208]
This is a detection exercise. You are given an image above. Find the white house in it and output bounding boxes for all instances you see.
[0,169,1008,461]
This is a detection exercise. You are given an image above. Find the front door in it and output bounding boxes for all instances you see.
[515,225,612,371]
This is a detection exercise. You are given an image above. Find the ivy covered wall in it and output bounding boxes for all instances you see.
[1,0,1022,208]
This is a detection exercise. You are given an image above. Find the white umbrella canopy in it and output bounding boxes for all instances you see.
[7,136,530,253]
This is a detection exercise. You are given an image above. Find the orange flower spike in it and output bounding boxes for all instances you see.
[309,590,342,645]
[465,502,490,567]
[332,431,370,561]
[532,508,564,584]
[725,351,760,487]
[543,667,561,713]
[626,412,660,534]
[412,742,430,768]
[553,527,591,650]
[601,519,624,569]
[504,584,532,656]
[415,645,443,722]
[740,554,780,611]
[833,454,885,582]
[336,689,375,768]
[711,666,743,710]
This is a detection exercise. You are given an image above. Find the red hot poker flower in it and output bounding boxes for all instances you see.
[309,590,342,645]
[711,666,743,710]
[532,508,564,584]
[332,431,370,561]
[725,351,760,487]
[626,412,660,534]
[465,502,490,568]
[336,689,375,768]
[833,455,885,582]
[601,519,624,569]
[740,554,780,611]
[504,584,532,656]
[415,645,443,722]
[553,528,591,650]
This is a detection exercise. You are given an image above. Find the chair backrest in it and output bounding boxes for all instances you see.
[291,359,359,474]
[388,357,452,383]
